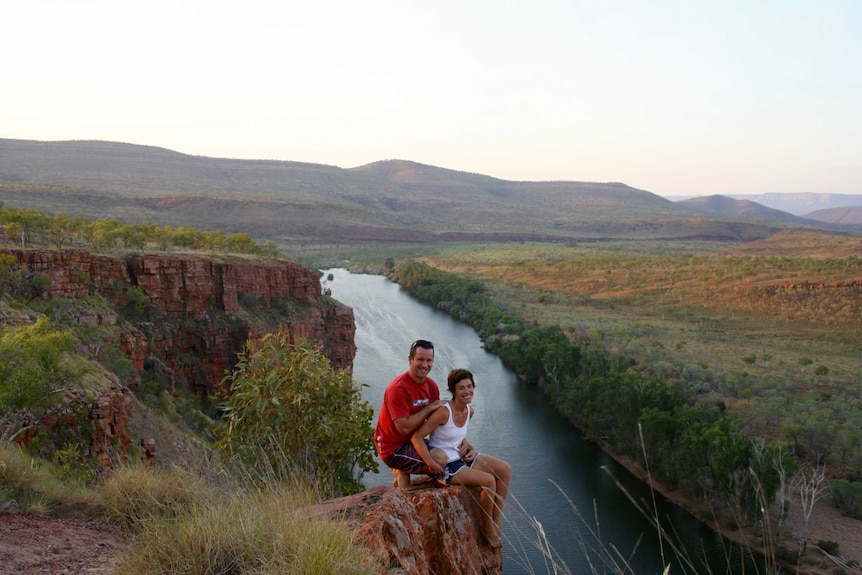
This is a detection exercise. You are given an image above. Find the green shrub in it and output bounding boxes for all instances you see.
[53,443,94,484]
[99,344,137,385]
[0,317,78,412]
[830,479,862,519]
[214,331,377,495]
[120,285,147,321]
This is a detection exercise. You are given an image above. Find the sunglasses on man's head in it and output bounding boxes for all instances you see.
[410,339,434,354]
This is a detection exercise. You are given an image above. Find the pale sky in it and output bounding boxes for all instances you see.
[3,1,861,197]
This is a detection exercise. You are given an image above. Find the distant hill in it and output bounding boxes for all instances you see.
[0,138,844,248]
[671,192,862,216]
[803,206,862,230]
[676,195,812,223]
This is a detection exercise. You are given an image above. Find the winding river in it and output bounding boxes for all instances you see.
[322,268,760,575]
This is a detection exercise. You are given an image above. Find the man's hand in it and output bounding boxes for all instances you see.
[394,400,447,436]
[427,399,445,413]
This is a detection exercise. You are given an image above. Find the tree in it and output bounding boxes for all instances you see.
[742,440,799,539]
[214,331,377,494]
[792,463,830,554]
[0,318,78,430]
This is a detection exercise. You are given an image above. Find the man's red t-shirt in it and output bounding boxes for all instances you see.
[375,371,440,460]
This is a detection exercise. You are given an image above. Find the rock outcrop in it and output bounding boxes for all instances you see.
[10,381,135,474]
[312,481,503,575]
[5,249,355,396]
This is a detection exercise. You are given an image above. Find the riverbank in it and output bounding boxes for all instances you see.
[597,441,862,575]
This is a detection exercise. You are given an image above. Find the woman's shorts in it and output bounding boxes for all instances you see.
[443,455,478,484]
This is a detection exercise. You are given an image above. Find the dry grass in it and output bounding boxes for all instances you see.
[0,442,101,512]
[102,464,385,575]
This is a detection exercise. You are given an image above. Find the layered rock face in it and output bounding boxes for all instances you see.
[313,482,503,575]
[4,248,354,471]
[7,249,355,395]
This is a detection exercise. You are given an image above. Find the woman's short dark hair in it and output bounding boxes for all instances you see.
[447,368,475,396]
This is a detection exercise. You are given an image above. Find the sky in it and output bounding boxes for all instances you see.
[3,0,861,197]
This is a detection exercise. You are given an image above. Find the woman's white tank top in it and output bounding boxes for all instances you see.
[428,402,471,463]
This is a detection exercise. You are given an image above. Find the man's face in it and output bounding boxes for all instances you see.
[408,347,434,382]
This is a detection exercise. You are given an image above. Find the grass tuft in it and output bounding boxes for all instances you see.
[0,442,99,512]
[103,462,384,575]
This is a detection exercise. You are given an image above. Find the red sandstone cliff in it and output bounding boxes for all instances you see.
[313,481,504,575]
[3,248,355,471]
[5,249,355,396]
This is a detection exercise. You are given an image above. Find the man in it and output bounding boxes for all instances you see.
[375,339,449,487]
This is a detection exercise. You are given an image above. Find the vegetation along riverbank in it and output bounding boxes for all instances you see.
[377,236,862,574]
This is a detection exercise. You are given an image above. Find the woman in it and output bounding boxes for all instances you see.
[411,368,512,548]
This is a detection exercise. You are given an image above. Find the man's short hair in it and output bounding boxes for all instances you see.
[409,339,434,358]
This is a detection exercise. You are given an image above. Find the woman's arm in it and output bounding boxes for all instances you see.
[459,406,477,461]
[410,405,449,474]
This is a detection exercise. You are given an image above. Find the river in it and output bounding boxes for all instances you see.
[322,268,760,575]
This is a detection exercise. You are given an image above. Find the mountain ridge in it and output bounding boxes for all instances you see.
[0,138,850,247]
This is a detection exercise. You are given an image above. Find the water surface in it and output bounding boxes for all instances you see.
[323,268,757,575]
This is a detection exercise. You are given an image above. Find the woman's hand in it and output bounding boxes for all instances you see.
[459,440,476,463]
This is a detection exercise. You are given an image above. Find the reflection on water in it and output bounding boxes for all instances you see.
[323,268,760,575]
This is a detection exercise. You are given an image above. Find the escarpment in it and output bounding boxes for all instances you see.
[3,248,354,469]
[6,248,355,393]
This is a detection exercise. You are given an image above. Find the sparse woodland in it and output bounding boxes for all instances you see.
[385,239,862,566]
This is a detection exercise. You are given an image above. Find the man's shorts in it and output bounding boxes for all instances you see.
[382,439,430,474]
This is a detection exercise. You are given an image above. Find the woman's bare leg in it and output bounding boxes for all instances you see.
[472,455,511,526]
[450,467,501,548]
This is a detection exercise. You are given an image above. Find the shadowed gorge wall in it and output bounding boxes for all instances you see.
[5,249,355,396]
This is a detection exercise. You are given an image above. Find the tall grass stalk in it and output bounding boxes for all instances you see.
[500,448,778,575]
[499,486,644,575]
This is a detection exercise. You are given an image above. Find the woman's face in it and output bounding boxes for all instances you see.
[452,378,475,404]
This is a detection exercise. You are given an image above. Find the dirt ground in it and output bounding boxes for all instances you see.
[772,497,862,575]
[0,496,859,575]
[775,495,862,574]
[0,513,128,575]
